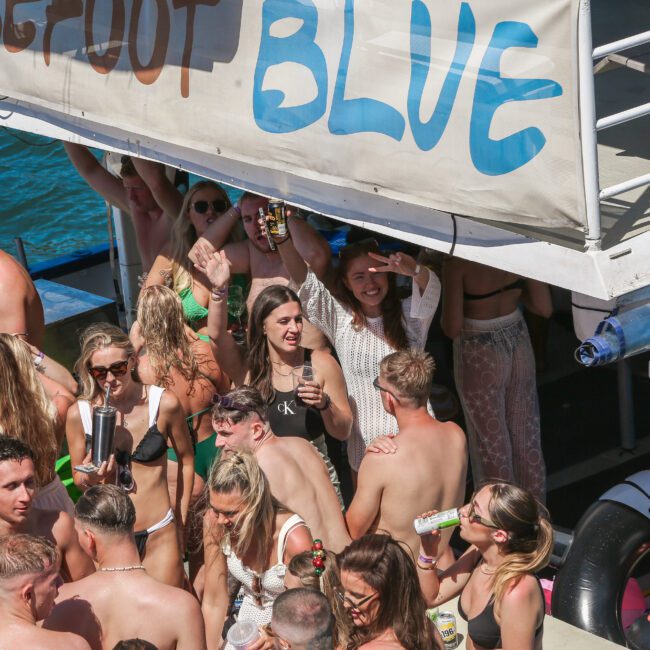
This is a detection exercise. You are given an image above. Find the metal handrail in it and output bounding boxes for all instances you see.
[596,102,650,130]
[600,173,650,201]
[592,30,650,60]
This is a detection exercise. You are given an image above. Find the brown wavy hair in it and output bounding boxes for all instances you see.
[338,534,438,650]
[482,481,553,607]
[136,285,199,389]
[288,549,352,649]
[336,240,408,350]
[0,335,59,486]
[247,285,303,403]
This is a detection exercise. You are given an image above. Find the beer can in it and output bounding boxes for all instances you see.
[414,508,461,535]
[436,611,458,649]
[268,199,287,238]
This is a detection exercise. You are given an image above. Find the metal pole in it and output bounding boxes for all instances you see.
[578,0,602,249]
[13,237,29,270]
[617,358,636,451]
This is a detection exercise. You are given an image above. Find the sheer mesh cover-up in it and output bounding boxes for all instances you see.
[453,310,546,501]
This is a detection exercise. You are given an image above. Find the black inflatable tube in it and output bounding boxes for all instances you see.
[551,499,650,643]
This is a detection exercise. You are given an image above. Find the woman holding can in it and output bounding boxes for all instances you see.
[417,481,553,650]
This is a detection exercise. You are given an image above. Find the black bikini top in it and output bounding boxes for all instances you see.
[463,278,526,301]
[457,575,544,649]
[117,425,167,465]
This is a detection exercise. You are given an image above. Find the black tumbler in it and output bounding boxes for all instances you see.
[91,406,116,466]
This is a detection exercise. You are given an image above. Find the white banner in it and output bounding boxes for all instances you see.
[0,0,583,230]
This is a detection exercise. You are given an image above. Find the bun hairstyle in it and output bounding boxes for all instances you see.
[483,481,553,606]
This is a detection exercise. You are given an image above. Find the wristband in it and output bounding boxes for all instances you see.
[313,393,331,411]
[210,286,228,301]
[33,350,45,369]
[412,264,422,277]
[417,561,438,571]
[418,553,435,564]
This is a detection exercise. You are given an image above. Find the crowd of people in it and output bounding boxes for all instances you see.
[0,152,557,649]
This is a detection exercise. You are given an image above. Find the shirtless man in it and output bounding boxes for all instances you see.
[213,386,351,552]
[45,485,205,650]
[0,250,44,348]
[63,144,173,270]
[345,350,467,569]
[0,533,90,650]
[0,437,94,582]
[189,192,331,349]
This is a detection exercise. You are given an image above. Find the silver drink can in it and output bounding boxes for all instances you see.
[436,611,458,649]
[414,508,461,535]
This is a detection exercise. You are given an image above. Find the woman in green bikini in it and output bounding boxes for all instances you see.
[144,178,243,338]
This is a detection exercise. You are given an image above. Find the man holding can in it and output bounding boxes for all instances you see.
[345,350,468,569]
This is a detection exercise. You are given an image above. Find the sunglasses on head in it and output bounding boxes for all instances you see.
[88,359,130,381]
[211,394,257,414]
[191,199,229,215]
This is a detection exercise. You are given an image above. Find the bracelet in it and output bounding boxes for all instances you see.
[33,350,45,369]
[210,286,228,301]
[313,393,331,411]
[275,235,291,245]
[418,553,436,565]
[417,561,438,571]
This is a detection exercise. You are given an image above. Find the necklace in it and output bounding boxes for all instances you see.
[100,565,146,572]
[272,360,298,377]
[479,561,497,576]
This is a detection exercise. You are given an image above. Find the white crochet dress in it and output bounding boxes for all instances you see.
[297,269,441,470]
[223,514,306,648]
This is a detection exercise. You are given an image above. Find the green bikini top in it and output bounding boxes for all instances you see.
[178,286,209,325]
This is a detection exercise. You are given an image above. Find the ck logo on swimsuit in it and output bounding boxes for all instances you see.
[277,401,296,416]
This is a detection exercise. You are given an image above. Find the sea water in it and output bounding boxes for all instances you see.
[0,126,243,265]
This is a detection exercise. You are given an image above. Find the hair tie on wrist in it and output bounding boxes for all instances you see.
[311,539,325,576]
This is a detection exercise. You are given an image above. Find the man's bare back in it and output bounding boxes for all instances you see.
[349,418,467,567]
[257,436,351,552]
[45,570,204,650]
[0,620,90,650]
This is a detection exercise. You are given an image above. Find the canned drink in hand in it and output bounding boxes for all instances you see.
[414,508,461,535]
[436,611,459,649]
[259,207,276,251]
[268,199,287,238]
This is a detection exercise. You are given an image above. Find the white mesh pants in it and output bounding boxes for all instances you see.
[453,310,546,502]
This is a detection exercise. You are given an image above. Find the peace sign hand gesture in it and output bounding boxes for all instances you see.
[368,251,419,277]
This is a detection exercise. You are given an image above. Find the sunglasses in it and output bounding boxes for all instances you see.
[211,394,258,414]
[262,623,291,649]
[191,199,229,215]
[467,500,500,529]
[115,451,134,492]
[88,359,130,381]
[334,588,378,611]
[372,376,400,403]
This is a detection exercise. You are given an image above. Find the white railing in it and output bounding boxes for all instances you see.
[578,4,650,248]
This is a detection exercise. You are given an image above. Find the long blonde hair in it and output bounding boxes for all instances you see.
[169,181,232,294]
[74,324,135,401]
[207,450,286,570]
[0,334,58,486]
[484,482,553,607]
[136,286,198,388]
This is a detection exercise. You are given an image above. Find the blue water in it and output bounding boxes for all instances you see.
[0,127,108,264]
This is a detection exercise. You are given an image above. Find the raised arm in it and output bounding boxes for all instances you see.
[26,342,78,395]
[195,249,247,385]
[131,157,184,219]
[275,229,309,285]
[162,391,194,528]
[189,203,244,265]
[201,513,229,650]
[63,142,128,212]
[285,211,331,280]
[441,257,465,339]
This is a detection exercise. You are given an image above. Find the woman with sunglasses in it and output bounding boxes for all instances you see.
[196,250,352,494]
[441,258,552,502]
[202,449,312,650]
[0,334,75,514]
[337,533,443,649]
[143,172,244,338]
[417,482,553,650]
[273,233,440,480]
[66,323,194,587]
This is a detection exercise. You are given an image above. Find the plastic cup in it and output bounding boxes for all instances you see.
[292,365,315,407]
[226,619,260,649]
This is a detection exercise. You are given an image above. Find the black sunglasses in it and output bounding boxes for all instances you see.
[372,376,400,403]
[211,394,258,414]
[192,199,229,215]
[88,359,130,381]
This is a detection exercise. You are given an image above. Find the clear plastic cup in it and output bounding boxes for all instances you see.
[226,619,260,649]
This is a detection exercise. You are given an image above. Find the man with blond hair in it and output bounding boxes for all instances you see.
[0,533,90,649]
[346,350,467,568]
